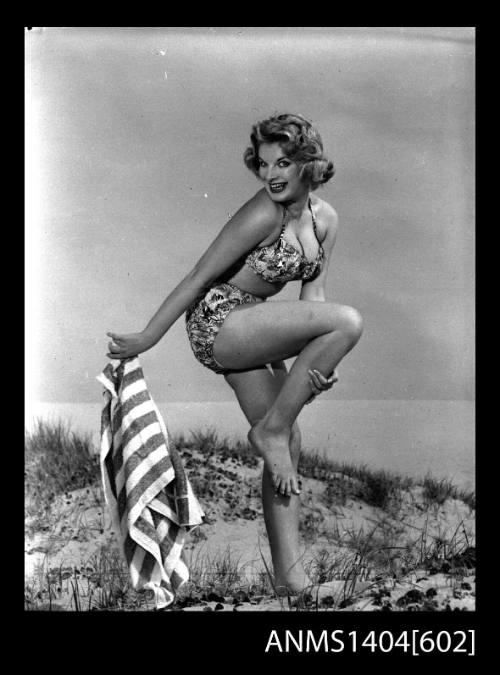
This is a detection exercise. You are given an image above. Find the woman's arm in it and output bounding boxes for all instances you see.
[106,190,280,359]
[299,203,338,302]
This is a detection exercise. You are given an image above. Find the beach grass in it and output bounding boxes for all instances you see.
[298,450,475,511]
[25,420,475,611]
[25,418,100,534]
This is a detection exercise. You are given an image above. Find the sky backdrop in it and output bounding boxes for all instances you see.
[25,27,475,405]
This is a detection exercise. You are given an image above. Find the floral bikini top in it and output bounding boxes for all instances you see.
[244,198,324,283]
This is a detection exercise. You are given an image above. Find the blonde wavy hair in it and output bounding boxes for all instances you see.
[243,113,335,190]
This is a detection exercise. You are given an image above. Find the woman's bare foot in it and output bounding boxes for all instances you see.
[276,579,372,606]
[248,420,300,497]
[274,574,315,597]
[275,577,343,595]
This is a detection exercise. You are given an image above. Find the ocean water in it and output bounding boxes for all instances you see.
[26,399,475,490]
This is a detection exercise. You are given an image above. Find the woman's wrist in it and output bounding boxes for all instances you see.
[141,328,159,349]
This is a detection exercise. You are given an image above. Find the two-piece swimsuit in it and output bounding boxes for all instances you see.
[185,198,324,374]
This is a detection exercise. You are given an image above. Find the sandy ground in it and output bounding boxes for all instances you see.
[25,448,475,612]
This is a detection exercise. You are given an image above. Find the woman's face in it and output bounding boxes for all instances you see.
[257,142,307,202]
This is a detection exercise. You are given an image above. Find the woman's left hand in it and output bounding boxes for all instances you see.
[305,368,339,404]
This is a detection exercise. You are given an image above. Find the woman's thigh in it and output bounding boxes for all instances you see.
[213,300,355,372]
[225,363,286,426]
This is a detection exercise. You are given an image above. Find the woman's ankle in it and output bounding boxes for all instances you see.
[257,412,290,436]
[274,576,313,595]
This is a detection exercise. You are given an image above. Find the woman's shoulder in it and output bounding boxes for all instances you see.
[223,189,283,249]
[247,188,283,220]
[311,195,339,238]
[235,188,283,230]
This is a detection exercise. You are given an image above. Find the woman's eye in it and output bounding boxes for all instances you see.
[258,160,290,168]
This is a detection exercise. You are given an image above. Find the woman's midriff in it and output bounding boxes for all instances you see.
[219,264,285,299]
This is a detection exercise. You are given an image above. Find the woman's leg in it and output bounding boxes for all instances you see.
[213,300,363,496]
[224,361,309,592]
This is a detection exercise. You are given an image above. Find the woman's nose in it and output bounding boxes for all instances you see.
[266,165,277,181]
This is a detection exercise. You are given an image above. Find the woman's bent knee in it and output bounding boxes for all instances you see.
[337,305,363,344]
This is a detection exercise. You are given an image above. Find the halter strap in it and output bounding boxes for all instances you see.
[279,206,288,236]
[278,198,320,254]
[280,199,315,236]
[308,198,318,234]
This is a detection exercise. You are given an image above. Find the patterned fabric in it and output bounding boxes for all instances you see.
[244,198,324,283]
[185,282,265,374]
[97,357,205,609]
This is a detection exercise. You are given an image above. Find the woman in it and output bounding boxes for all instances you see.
[106,113,363,596]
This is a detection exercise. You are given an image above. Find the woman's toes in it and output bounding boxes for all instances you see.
[273,476,301,497]
[275,478,288,498]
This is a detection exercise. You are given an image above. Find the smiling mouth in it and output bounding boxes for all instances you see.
[269,182,287,193]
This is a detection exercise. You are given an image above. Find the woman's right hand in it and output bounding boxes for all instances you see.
[106,331,155,360]
[305,368,339,404]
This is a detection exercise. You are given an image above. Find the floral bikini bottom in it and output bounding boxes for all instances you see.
[185,282,265,374]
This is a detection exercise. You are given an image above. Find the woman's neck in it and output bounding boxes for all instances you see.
[284,190,311,220]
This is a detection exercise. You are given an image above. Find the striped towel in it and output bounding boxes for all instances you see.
[96,357,205,609]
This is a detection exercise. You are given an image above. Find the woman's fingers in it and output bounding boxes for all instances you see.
[106,331,121,341]
[106,332,132,359]
[107,332,130,346]
[308,368,340,392]
[308,370,324,393]
[106,338,128,359]
[305,367,340,402]
[314,369,333,386]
